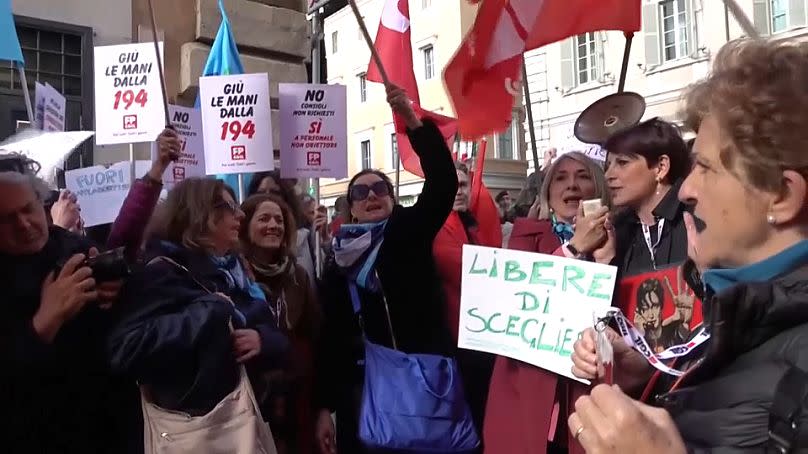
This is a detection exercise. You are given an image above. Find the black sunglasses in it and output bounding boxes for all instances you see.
[350,181,390,202]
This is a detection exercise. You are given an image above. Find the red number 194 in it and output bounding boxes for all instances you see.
[113,89,148,110]
[220,120,256,141]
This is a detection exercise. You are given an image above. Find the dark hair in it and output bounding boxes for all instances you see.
[454,161,469,174]
[240,193,298,264]
[247,171,305,227]
[334,195,349,212]
[604,118,691,184]
[636,278,664,312]
[495,190,509,203]
[347,169,396,205]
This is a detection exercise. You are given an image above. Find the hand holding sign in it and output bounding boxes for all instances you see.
[572,326,653,392]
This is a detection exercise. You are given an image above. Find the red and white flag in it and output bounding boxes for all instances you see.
[367,0,458,177]
[444,0,641,139]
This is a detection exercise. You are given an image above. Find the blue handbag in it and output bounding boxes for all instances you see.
[349,283,480,453]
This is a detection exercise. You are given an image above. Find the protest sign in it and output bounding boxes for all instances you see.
[151,105,206,187]
[65,160,151,227]
[93,42,167,145]
[458,245,618,383]
[42,83,66,132]
[279,83,347,178]
[34,82,46,129]
[199,73,273,175]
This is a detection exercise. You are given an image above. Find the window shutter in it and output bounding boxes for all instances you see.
[597,32,607,80]
[560,38,575,91]
[687,0,698,56]
[790,0,807,29]
[753,0,771,35]
[643,2,661,68]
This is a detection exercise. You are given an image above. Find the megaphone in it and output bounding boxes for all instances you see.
[573,92,646,145]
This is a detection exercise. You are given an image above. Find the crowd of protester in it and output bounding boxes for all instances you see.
[3,37,808,454]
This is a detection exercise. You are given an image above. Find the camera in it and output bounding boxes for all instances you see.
[57,247,131,283]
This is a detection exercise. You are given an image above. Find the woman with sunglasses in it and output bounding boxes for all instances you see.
[313,84,458,454]
[108,178,288,423]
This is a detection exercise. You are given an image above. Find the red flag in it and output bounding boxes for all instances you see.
[367,0,458,177]
[444,0,641,139]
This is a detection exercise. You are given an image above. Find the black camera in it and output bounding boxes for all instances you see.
[57,247,131,283]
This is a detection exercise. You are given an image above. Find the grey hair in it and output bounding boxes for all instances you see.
[537,152,611,220]
[0,171,51,201]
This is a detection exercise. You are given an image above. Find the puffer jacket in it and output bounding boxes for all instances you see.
[651,264,808,452]
[108,240,289,415]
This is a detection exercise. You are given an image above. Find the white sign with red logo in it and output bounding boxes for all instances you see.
[199,73,273,175]
[279,83,347,179]
[150,105,206,188]
[93,42,167,145]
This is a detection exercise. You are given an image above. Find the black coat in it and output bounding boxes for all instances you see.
[0,227,142,453]
[612,180,690,277]
[108,240,289,415]
[652,264,808,451]
[313,120,457,452]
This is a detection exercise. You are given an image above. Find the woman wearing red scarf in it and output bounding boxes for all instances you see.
[483,152,611,454]
[433,160,502,449]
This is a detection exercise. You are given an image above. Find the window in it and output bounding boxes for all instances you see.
[390,133,399,169]
[361,140,372,170]
[331,31,338,54]
[574,33,598,85]
[422,45,434,80]
[495,112,519,160]
[358,73,367,103]
[7,25,85,95]
[422,0,432,8]
[659,0,689,62]
[754,0,807,35]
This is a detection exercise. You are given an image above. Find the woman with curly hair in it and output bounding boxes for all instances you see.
[570,38,808,453]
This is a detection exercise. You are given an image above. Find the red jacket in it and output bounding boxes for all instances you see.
[107,178,162,260]
[484,217,588,454]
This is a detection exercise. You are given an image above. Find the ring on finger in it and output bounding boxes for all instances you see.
[574,425,585,440]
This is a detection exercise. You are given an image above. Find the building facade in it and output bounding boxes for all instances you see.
[320,0,528,207]
[3,0,310,170]
[522,0,808,173]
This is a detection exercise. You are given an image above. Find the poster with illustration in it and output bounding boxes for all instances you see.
[617,263,703,353]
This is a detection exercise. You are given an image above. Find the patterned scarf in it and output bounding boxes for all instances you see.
[332,220,387,292]
[551,213,575,245]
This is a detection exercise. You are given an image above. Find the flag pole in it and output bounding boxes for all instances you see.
[617,32,634,93]
[147,0,171,127]
[15,62,34,124]
[521,56,539,176]
[311,7,323,279]
[721,0,760,39]
[348,0,391,86]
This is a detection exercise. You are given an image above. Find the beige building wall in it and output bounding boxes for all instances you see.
[523,0,808,172]
[320,0,527,206]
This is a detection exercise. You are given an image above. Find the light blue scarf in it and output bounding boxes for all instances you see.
[703,240,808,294]
[333,220,388,292]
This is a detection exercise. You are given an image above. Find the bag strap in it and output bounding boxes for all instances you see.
[767,366,808,453]
[348,275,398,350]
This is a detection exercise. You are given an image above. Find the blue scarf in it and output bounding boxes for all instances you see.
[703,240,808,294]
[551,214,575,245]
[333,220,387,292]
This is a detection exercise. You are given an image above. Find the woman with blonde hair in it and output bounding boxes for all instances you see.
[240,193,321,454]
[108,178,287,450]
[570,38,808,453]
[484,151,610,454]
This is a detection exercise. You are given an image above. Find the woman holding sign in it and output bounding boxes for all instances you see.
[313,84,461,454]
[570,38,808,453]
[484,151,611,454]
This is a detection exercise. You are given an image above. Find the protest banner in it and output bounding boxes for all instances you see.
[458,245,618,383]
[151,105,205,187]
[34,82,45,129]
[93,42,167,145]
[65,160,151,227]
[279,83,347,178]
[199,72,273,175]
[42,83,66,132]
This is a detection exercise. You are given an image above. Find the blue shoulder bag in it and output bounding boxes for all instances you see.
[348,282,480,453]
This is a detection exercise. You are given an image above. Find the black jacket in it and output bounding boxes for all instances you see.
[0,227,142,453]
[653,265,808,452]
[108,240,289,415]
[613,180,690,277]
[314,120,457,417]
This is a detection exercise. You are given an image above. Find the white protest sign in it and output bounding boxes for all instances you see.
[557,122,606,162]
[199,73,273,175]
[459,245,617,383]
[279,83,347,178]
[42,83,66,132]
[150,105,206,187]
[34,82,46,129]
[93,42,166,145]
[65,160,151,227]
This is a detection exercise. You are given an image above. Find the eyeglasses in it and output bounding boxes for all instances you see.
[350,181,390,202]
[215,199,241,215]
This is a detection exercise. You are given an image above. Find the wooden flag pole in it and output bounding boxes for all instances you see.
[617,32,634,93]
[722,0,760,39]
[147,0,171,127]
[348,0,391,86]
